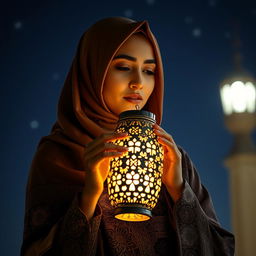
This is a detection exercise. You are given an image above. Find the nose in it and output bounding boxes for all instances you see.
[129,70,143,90]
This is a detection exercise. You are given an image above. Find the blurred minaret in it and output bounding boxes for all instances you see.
[219,23,256,256]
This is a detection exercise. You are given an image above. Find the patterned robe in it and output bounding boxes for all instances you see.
[21,145,234,256]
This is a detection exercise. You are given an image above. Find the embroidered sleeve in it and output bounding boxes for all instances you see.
[22,194,102,256]
[56,194,102,256]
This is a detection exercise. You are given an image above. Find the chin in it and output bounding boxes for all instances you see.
[121,106,140,113]
[113,103,146,116]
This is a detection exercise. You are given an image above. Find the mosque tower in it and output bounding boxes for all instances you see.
[219,24,256,255]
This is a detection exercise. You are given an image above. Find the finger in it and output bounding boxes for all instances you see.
[90,151,126,169]
[154,128,174,143]
[157,137,180,155]
[106,132,129,142]
[105,143,128,152]
[85,132,128,153]
[153,124,170,135]
[84,142,128,164]
[157,136,175,148]
[153,123,163,130]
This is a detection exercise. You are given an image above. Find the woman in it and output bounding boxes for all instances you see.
[21,17,235,255]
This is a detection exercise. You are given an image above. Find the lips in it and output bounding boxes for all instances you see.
[123,94,143,104]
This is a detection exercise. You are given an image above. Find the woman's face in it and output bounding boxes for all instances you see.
[103,33,156,116]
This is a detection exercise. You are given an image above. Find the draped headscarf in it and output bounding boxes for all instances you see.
[55,16,164,145]
[22,17,164,252]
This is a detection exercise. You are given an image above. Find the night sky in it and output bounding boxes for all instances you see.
[1,0,256,255]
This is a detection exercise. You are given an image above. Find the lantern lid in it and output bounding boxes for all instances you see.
[119,110,156,122]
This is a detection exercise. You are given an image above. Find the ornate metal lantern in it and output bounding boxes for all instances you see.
[107,110,164,222]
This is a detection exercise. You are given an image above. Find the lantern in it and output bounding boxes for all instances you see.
[107,110,164,222]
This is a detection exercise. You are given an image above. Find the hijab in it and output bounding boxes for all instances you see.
[54,16,164,146]
[22,17,164,253]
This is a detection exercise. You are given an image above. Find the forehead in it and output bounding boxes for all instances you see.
[115,34,155,59]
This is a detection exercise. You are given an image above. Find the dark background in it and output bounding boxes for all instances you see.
[1,0,256,255]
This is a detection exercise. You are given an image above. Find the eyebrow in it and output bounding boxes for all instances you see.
[113,54,156,64]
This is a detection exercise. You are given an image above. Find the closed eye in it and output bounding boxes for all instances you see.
[144,69,155,75]
[116,66,130,71]
[115,66,155,75]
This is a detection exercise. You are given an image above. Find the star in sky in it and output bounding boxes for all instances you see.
[146,0,155,5]
[14,21,23,30]
[208,0,216,7]
[30,120,39,129]
[192,28,202,38]
[124,9,133,18]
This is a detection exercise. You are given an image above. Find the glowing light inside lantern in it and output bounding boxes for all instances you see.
[107,111,164,222]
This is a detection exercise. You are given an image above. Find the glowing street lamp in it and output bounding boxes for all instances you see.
[220,79,256,115]
[107,110,164,222]
[220,75,256,153]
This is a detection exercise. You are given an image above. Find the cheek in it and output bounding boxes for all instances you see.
[145,78,155,97]
[103,73,125,104]
[106,71,127,90]
[103,70,120,92]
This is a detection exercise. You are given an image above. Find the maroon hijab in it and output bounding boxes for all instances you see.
[54,17,164,146]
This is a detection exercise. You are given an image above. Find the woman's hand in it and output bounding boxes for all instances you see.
[153,124,184,202]
[82,132,128,196]
[80,132,128,220]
